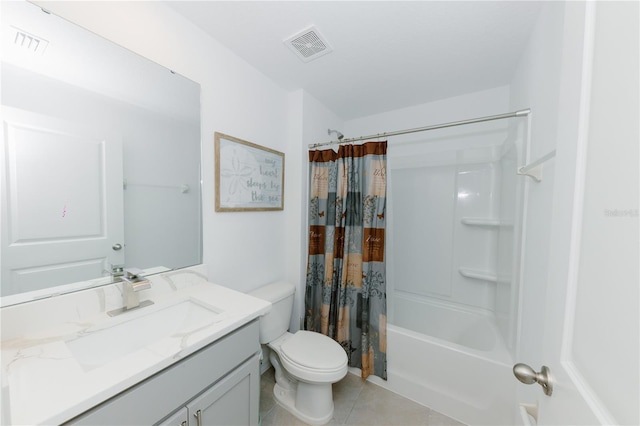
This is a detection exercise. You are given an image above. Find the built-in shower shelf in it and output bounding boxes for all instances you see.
[461,217,513,228]
[459,268,498,282]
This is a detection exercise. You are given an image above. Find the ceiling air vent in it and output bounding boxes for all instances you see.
[284,26,333,63]
[11,26,49,55]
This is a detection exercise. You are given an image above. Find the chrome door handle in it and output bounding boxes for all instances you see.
[513,363,553,396]
[112,243,123,251]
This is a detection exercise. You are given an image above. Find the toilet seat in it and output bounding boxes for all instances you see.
[271,331,348,383]
[282,331,347,370]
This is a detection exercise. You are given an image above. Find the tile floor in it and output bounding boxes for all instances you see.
[259,368,465,426]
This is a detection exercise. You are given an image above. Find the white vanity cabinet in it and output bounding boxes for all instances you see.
[64,320,260,426]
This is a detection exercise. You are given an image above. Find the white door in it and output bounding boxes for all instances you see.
[516,2,639,424]
[0,107,125,296]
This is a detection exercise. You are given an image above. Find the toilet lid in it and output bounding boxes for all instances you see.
[280,331,347,371]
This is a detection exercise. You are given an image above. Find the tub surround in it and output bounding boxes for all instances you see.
[0,265,271,425]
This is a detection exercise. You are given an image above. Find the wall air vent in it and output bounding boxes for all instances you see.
[284,26,333,63]
[11,26,49,55]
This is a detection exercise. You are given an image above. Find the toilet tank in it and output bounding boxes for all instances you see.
[249,281,295,344]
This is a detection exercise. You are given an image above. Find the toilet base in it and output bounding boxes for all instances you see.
[272,381,334,425]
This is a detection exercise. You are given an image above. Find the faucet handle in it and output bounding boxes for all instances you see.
[124,267,145,279]
[109,264,125,277]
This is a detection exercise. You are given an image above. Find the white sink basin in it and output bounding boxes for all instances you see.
[66,300,222,369]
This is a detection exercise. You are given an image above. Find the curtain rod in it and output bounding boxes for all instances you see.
[309,108,531,149]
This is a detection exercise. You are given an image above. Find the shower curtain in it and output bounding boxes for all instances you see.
[304,141,387,380]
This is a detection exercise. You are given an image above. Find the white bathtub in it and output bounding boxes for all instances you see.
[366,294,517,425]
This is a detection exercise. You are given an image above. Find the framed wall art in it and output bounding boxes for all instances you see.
[214,132,285,212]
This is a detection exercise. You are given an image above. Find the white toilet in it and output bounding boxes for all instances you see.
[249,281,348,425]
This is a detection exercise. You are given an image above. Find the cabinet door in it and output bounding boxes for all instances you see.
[188,355,259,426]
[157,407,188,426]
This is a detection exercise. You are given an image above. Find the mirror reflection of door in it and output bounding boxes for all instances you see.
[0,1,201,303]
[1,107,124,296]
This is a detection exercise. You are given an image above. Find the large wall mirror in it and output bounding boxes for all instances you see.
[0,1,202,305]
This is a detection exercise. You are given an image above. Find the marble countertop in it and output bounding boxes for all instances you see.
[0,266,271,425]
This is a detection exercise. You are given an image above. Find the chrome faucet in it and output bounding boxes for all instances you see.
[108,268,154,316]
[122,269,151,309]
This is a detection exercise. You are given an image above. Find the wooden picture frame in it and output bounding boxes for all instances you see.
[214,132,285,212]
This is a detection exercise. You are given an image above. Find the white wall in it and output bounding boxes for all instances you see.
[344,86,510,139]
[35,1,297,293]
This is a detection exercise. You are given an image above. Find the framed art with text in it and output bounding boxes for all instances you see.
[215,132,285,212]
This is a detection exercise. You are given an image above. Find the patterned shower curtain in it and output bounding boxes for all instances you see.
[304,141,387,380]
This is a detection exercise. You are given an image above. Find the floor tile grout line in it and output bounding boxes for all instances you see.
[340,378,366,425]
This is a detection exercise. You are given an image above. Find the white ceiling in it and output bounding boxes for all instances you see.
[167,1,543,120]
